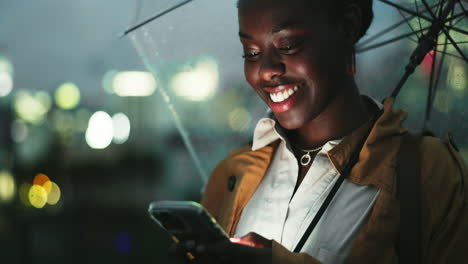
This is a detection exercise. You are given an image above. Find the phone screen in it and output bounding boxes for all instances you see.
[149,201,229,244]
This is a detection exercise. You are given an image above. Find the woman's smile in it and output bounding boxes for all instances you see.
[262,83,301,113]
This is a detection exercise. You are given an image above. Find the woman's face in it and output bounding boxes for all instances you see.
[238,0,348,130]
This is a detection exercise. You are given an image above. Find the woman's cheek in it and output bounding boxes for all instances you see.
[244,63,258,87]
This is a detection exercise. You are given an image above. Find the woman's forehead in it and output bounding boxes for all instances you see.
[238,0,326,32]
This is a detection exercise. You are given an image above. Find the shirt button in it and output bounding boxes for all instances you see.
[227,176,236,192]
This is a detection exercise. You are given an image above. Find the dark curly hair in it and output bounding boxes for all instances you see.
[237,0,374,41]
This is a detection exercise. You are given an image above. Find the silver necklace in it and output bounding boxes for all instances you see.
[293,145,323,166]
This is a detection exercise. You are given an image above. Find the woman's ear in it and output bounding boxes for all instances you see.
[343,3,363,45]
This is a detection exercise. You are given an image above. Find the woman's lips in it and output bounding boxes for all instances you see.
[265,84,300,113]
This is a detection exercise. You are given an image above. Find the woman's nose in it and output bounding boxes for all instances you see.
[258,53,285,81]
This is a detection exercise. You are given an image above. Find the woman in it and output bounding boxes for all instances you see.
[182,0,468,263]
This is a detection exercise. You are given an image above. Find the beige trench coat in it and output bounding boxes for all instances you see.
[201,98,468,263]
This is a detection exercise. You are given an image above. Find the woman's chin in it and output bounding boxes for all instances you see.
[274,113,306,131]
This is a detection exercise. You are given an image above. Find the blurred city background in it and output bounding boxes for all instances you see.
[0,0,466,263]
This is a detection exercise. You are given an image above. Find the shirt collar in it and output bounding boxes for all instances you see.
[251,111,281,151]
[251,111,342,153]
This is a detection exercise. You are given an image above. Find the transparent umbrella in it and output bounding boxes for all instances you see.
[123,0,264,192]
[122,0,468,190]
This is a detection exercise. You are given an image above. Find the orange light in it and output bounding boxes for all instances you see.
[33,173,50,186]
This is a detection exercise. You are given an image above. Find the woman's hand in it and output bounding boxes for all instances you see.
[194,232,272,264]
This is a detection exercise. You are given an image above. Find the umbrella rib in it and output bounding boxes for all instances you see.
[447,10,468,22]
[398,8,421,38]
[458,2,468,20]
[441,28,468,62]
[357,26,431,53]
[379,0,434,22]
[445,25,468,35]
[437,40,468,45]
[121,0,194,37]
[415,0,424,37]
[421,0,438,20]
[424,44,438,131]
[450,15,465,28]
[435,49,465,60]
[437,0,445,18]
[425,8,451,131]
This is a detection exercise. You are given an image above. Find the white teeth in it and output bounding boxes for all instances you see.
[269,86,299,103]
[277,92,284,102]
[272,93,278,102]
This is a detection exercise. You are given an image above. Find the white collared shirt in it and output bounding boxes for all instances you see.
[234,113,380,263]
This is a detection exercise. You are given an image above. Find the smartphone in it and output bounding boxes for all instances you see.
[148,200,230,260]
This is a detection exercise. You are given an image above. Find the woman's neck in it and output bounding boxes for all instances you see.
[286,79,371,150]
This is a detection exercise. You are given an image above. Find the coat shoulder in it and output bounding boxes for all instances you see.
[419,135,467,202]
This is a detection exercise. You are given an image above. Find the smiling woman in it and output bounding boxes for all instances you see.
[193,0,468,264]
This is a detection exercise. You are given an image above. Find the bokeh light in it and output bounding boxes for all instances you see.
[115,232,133,255]
[85,111,114,149]
[14,90,52,124]
[112,113,131,144]
[102,70,118,94]
[33,173,50,186]
[28,184,48,209]
[0,71,13,97]
[19,183,32,206]
[434,90,452,113]
[42,180,53,194]
[171,57,219,101]
[421,50,434,76]
[46,181,61,205]
[11,119,29,143]
[24,174,62,207]
[447,60,466,92]
[0,171,16,203]
[55,82,81,110]
[112,71,157,97]
[228,107,252,132]
[0,55,13,74]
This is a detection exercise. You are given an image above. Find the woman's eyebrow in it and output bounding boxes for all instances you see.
[271,19,306,34]
[239,31,252,39]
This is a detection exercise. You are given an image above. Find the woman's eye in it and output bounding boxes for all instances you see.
[279,45,293,51]
[278,39,303,54]
[242,51,261,60]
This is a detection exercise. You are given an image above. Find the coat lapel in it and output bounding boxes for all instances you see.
[219,141,279,236]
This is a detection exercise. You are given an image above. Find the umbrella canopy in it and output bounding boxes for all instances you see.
[124,0,468,185]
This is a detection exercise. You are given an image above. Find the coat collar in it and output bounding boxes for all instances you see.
[327,97,407,192]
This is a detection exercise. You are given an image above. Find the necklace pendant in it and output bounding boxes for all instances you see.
[300,152,312,166]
